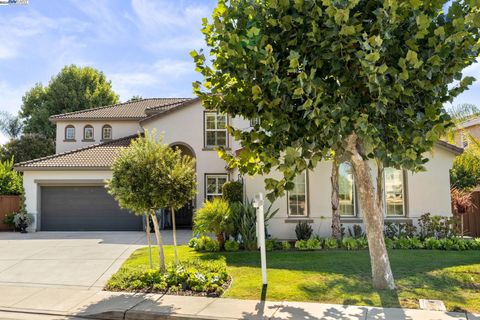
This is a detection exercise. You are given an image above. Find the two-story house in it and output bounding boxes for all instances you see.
[14,98,462,239]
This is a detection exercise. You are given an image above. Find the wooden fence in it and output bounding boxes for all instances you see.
[454,190,480,237]
[0,196,21,231]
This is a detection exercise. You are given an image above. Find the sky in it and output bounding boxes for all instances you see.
[0,0,479,144]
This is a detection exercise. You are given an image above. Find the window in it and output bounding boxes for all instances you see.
[83,125,94,140]
[384,167,405,216]
[204,112,227,148]
[339,162,356,216]
[205,174,228,200]
[287,172,308,216]
[250,117,260,127]
[102,125,112,140]
[65,125,75,140]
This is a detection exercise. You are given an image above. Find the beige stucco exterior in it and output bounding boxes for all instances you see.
[20,100,458,235]
[55,120,142,153]
[243,145,456,239]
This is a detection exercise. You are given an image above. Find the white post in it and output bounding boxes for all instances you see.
[254,193,267,286]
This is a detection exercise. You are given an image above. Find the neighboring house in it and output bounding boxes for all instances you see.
[14,98,462,239]
[451,116,480,148]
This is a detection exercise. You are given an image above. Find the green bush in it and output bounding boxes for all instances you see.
[357,237,368,249]
[193,198,232,246]
[295,221,313,240]
[0,158,23,195]
[106,259,229,296]
[222,181,243,203]
[306,238,321,250]
[188,237,199,248]
[323,237,338,249]
[265,239,275,251]
[281,241,291,250]
[385,238,395,249]
[295,240,309,250]
[224,240,240,252]
[342,237,358,250]
[450,145,480,190]
[424,237,442,249]
[193,236,220,252]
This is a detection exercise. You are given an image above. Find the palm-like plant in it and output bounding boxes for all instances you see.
[0,111,23,139]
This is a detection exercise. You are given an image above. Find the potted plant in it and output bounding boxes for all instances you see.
[13,211,33,233]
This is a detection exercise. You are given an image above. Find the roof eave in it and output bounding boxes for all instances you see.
[49,117,146,123]
[15,166,112,172]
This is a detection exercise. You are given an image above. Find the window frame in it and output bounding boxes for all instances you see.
[383,168,407,217]
[83,125,94,141]
[203,112,228,149]
[287,171,309,217]
[64,125,75,141]
[102,124,112,141]
[338,162,357,217]
[204,174,229,201]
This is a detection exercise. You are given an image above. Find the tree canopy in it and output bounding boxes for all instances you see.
[0,158,23,196]
[20,65,119,139]
[1,134,55,164]
[451,143,480,190]
[0,111,23,139]
[193,0,480,198]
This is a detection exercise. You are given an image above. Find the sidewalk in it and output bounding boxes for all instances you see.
[0,285,478,320]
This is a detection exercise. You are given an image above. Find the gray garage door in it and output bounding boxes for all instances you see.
[41,186,143,231]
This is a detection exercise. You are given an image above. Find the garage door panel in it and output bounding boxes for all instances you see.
[41,186,143,231]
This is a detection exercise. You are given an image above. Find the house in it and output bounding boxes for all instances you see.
[451,116,480,148]
[14,98,462,239]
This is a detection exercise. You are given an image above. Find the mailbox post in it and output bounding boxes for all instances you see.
[253,193,267,285]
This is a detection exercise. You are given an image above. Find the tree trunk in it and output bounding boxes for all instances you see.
[331,157,342,240]
[150,210,166,273]
[145,214,153,269]
[171,208,179,265]
[345,134,395,290]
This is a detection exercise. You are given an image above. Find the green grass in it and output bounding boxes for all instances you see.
[114,246,480,313]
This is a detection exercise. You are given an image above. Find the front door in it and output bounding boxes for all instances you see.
[161,202,194,229]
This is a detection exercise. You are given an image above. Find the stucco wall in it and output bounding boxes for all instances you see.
[55,120,142,153]
[244,145,456,240]
[22,170,112,231]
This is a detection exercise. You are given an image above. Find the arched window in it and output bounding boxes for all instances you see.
[65,125,75,141]
[102,125,112,140]
[83,125,94,140]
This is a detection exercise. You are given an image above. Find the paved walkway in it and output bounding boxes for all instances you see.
[0,231,192,290]
[0,288,478,320]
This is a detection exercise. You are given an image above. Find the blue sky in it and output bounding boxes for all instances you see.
[0,0,479,144]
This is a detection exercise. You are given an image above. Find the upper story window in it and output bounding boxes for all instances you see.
[65,125,75,141]
[339,162,356,217]
[204,112,227,148]
[83,125,94,141]
[250,117,260,127]
[287,172,308,216]
[384,167,405,216]
[205,174,228,200]
[102,125,112,140]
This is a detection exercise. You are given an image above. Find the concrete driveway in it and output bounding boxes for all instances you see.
[0,230,192,290]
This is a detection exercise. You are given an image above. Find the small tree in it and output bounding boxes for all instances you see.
[107,131,197,270]
[0,158,23,195]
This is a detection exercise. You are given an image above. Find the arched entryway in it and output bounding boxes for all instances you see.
[160,142,196,230]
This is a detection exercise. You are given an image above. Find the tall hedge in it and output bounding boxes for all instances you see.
[222,181,244,203]
[0,158,23,195]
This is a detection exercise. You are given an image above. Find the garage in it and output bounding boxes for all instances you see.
[40,186,143,231]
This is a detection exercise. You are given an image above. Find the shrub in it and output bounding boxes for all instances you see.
[418,213,459,240]
[194,236,219,252]
[306,238,321,250]
[204,238,220,252]
[0,158,22,195]
[281,241,291,250]
[188,237,199,248]
[295,240,309,250]
[194,198,232,246]
[224,240,240,252]
[357,237,368,249]
[347,224,364,239]
[323,237,338,249]
[424,237,441,250]
[222,181,243,203]
[342,237,358,250]
[384,222,417,239]
[385,238,395,249]
[295,221,313,240]
[265,240,275,251]
[106,259,229,296]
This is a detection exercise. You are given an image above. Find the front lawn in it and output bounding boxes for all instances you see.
[108,246,480,313]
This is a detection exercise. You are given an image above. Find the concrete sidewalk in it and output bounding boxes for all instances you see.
[0,285,478,320]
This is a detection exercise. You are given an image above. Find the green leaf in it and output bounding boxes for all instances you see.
[365,51,380,63]
[340,25,356,36]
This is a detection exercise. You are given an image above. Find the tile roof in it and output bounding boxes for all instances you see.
[14,134,140,170]
[49,98,192,122]
[141,97,200,124]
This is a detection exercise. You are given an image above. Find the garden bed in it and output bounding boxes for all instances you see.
[107,245,480,313]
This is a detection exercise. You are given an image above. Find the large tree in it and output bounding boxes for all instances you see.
[107,131,197,270]
[20,65,119,139]
[0,111,23,139]
[1,134,55,164]
[193,0,480,289]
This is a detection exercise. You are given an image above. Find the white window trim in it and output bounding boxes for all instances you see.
[205,174,228,200]
[65,126,75,140]
[83,126,94,140]
[102,125,112,140]
[339,164,357,218]
[287,172,308,217]
[383,168,406,217]
[204,112,228,148]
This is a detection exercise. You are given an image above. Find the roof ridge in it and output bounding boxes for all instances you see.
[14,133,141,168]
[145,98,192,111]
[49,98,191,120]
